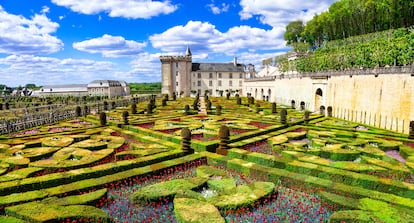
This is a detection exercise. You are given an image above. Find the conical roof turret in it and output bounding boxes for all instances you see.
[185,46,192,56]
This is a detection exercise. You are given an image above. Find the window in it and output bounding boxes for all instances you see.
[229,80,233,86]
[218,73,222,78]
[197,73,201,78]
[218,80,222,86]
[239,80,242,86]
[209,73,213,78]
[193,73,195,77]
[193,82,195,86]
[239,73,243,78]
[176,63,178,68]
[209,80,212,86]
[176,71,178,76]
[197,80,201,86]
[198,89,201,95]
[229,73,233,79]
[176,82,178,86]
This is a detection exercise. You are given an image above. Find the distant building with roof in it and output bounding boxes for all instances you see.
[34,80,130,97]
[160,47,251,97]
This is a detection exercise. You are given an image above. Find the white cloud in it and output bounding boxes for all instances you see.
[41,6,50,14]
[150,21,287,55]
[207,2,230,14]
[0,55,117,86]
[51,0,178,19]
[239,0,336,27]
[129,52,162,82]
[73,34,147,58]
[0,6,63,55]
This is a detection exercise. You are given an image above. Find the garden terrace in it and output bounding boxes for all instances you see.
[0,96,413,222]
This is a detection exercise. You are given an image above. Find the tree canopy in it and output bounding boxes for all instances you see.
[285,0,414,50]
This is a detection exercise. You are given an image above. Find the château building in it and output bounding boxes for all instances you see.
[34,80,130,97]
[160,47,251,97]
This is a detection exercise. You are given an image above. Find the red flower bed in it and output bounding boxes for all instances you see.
[157,128,181,134]
[135,122,155,129]
[249,121,273,129]
[230,128,250,135]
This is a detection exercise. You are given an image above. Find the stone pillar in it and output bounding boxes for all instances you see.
[216,125,230,155]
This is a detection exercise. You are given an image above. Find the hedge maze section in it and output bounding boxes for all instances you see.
[0,97,413,222]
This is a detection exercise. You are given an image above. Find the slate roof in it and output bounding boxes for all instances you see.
[40,84,87,92]
[192,63,245,72]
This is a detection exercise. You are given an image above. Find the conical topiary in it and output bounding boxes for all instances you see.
[181,127,193,154]
[75,106,81,117]
[147,102,153,114]
[184,104,190,115]
[99,112,107,126]
[304,111,310,124]
[216,105,222,115]
[216,125,230,155]
[271,102,277,113]
[122,111,129,125]
[280,108,287,124]
[255,103,261,113]
[236,97,241,105]
[103,101,109,110]
[206,100,212,110]
[131,102,137,114]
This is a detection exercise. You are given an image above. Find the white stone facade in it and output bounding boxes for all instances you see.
[161,48,248,97]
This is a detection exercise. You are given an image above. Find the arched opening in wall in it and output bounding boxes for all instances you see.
[320,105,326,115]
[268,89,272,101]
[255,88,258,99]
[314,88,323,112]
[291,100,296,109]
[261,89,264,100]
[300,101,305,110]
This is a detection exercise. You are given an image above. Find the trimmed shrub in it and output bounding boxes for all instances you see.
[99,112,106,126]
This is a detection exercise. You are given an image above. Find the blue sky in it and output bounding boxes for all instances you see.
[0,0,335,86]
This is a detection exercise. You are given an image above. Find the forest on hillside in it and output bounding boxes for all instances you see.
[261,0,414,73]
[284,0,414,50]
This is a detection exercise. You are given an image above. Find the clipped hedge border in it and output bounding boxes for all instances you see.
[0,154,204,210]
[202,151,414,210]
[0,150,186,196]
[225,148,414,199]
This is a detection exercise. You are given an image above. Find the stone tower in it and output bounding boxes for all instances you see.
[160,46,192,97]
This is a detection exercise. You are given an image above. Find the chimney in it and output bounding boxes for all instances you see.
[233,57,237,67]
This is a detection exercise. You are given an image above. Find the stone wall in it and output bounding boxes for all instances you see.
[327,74,413,134]
[244,71,414,134]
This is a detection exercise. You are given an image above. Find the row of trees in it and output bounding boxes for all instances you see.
[129,82,161,94]
[284,0,414,50]
[279,27,414,73]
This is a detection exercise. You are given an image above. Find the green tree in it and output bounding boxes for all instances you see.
[284,20,305,45]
